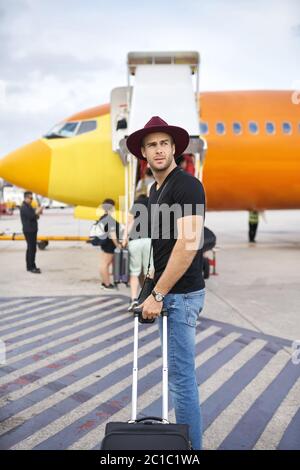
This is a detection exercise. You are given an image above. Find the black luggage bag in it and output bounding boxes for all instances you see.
[113,247,129,285]
[101,309,191,450]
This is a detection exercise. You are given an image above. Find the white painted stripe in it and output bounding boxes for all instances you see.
[199,332,241,364]
[11,360,160,449]
[2,297,119,342]
[203,349,292,450]
[0,325,158,437]
[68,330,241,450]
[253,378,300,450]
[2,325,221,407]
[0,296,82,327]
[9,326,219,450]
[71,382,167,450]
[0,299,125,383]
[0,319,156,405]
[4,298,122,354]
[201,339,267,402]
[0,298,33,310]
[0,298,51,317]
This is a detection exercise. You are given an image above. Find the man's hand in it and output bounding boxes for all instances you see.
[139,294,163,320]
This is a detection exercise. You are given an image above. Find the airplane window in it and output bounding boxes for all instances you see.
[77,120,97,135]
[233,122,242,134]
[199,122,209,134]
[58,122,79,137]
[266,122,275,134]
[282,122,292,134]
[45,122,79,139]
[249,122,259,134]
[216,122,225,135]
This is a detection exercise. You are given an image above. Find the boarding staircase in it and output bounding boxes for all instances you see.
[110,51,207,218]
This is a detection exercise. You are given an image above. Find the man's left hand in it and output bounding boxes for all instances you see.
[139,294,163,320]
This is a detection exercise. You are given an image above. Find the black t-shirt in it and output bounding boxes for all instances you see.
[148,167,206,294]
[129,196,150,240]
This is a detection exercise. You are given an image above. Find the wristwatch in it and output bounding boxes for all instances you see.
[152,289,165,302]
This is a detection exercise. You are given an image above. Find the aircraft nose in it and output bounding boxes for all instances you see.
[0,139,51,196]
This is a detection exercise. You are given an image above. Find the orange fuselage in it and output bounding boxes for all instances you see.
[0,91,299,211]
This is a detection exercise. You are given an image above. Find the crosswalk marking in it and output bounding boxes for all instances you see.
[201,339,267,402]
[253,378,300,450]
[1,326,219,440]
[0,299,124,383]
[2,297,118,342]
[0,295,298,450]
[0,297,82,328]
[5,298,121,353]
[203,349,292,449]
[0,298,51,317]
[9,327,220,450]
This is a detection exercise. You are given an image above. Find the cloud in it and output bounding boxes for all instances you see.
[0,0,300,157]
[292,24,300,36]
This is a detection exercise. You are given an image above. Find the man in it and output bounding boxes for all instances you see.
[127,116,206,450]
[20,191,43,273]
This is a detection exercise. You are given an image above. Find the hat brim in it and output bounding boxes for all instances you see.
[126,125,190,160]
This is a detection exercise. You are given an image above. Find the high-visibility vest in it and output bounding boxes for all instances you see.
[249,211,259,224]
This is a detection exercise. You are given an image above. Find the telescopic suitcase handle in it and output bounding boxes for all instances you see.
[133,306,168,323]
[130,307,169,424]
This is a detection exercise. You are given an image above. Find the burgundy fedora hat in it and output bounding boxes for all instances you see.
[126,116,190,160]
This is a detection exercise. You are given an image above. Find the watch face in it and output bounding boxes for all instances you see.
[156,293,163,302]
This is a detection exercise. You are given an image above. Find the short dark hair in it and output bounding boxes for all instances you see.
[24,191,33,199]
[102,198,115,212]
[176,155,184,165]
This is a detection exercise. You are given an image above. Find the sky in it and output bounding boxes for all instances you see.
[0,0,300,157]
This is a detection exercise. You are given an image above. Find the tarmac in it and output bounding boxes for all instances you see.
[0,207,299,450]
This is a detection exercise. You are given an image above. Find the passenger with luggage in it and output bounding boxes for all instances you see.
[97,198,121,290]
[126,116,206,450]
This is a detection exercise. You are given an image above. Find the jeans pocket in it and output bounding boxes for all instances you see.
[183,290,205,327]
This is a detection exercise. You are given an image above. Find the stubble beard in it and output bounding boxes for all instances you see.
[150,154,174,173]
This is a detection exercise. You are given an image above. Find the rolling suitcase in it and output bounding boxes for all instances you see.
[113,247,129,284]
[101,309,191,450]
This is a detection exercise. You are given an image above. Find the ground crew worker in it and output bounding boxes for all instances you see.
[20,191,43,273]
[249,210,259,243]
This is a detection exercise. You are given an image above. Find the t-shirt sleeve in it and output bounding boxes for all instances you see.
[172,176,206,219]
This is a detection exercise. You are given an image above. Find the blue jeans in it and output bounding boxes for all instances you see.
[158,289,205,450]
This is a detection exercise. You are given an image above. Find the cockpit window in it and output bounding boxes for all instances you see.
[59,122,79,137]
[77,120,97,135]
[45,120,97,139]
[45,122,79,138]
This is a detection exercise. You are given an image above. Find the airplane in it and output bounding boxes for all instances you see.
[0,89,299,218]
[0,51,299,217]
